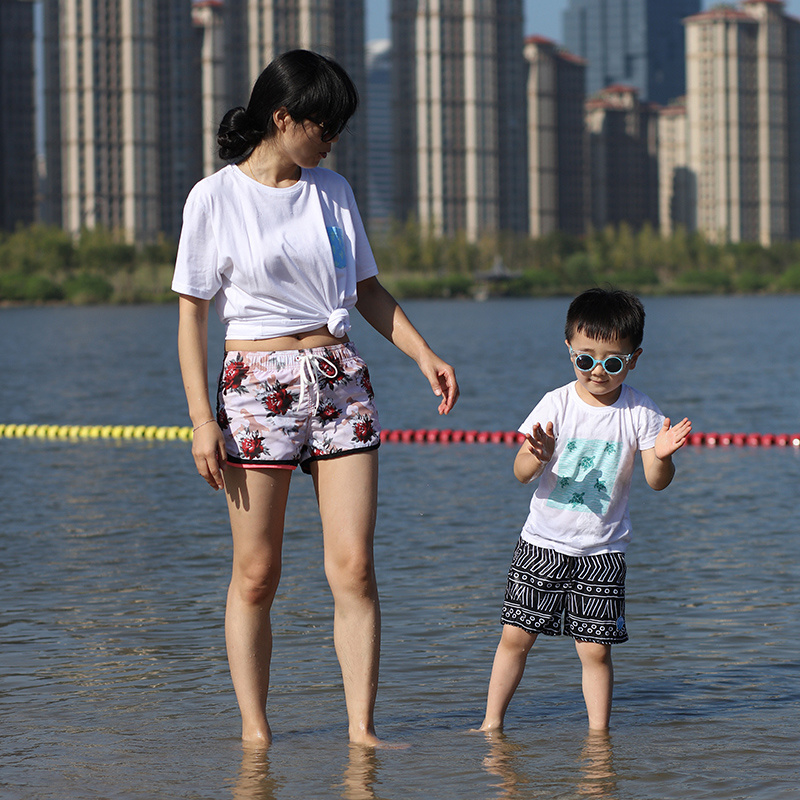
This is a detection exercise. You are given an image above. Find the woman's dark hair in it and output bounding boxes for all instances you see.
[217,49,359,162]
[565,288,646,350]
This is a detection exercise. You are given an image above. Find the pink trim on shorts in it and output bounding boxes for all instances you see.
[226,462,297,470]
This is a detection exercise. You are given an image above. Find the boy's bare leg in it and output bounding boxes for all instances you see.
[575,640,613,730]
[225,467,292,746]
[312,452,383,747]
[478,624,538,732]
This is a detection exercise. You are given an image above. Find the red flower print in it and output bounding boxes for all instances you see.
[317,401,341,422]
[258,380,294,416]
[216,407,231,430]
[222,356,249,394]
[360,369,374,400]
[352,415,376,443]
[239,430,266,460]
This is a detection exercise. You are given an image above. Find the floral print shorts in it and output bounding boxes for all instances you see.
[216,342,380,472]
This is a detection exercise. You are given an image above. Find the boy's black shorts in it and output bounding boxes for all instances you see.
[501,540,628,644]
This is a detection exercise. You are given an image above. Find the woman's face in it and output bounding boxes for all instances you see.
[278,117,339,169]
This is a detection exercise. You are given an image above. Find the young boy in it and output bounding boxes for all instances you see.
[478,288,691,732]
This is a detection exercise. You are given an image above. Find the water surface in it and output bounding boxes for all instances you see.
[1,298,798,799]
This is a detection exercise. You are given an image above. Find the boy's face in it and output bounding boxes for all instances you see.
[565,331,642,407]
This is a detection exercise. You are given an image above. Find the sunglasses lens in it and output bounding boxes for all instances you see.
[574,354,595,372]
[321,122,345,142]
[604,357,624,374]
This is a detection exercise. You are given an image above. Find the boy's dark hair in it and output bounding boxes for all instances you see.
[217,49,359,162]
[565,288,645,350]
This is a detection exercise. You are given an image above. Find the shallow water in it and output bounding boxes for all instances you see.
[1,298,799,799]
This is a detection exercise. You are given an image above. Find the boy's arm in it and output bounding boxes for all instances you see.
[641,416,692,491]
[514,422,555,484]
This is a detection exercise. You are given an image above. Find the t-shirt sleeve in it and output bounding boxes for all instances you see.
[342,181,379,283]
[171,187,223,300]
[636,393,666,451]
[518,392,557,436]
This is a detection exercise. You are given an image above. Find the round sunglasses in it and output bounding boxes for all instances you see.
[569,347,634,375]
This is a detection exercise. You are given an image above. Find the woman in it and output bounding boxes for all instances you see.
[173,50,458,747]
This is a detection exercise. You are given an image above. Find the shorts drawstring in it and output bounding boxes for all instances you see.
[297,351,340,413]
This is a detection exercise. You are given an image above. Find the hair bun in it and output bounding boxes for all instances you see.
[217,106,264,162]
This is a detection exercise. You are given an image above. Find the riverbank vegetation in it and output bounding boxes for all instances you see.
[2,221,800,304]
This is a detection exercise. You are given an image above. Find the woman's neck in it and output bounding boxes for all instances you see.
[241,142,300,188]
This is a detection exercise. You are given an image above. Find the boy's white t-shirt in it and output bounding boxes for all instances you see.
[517,381,664,557]
[172,164,379,339]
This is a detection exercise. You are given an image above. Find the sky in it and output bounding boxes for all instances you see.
[366,0,800,43]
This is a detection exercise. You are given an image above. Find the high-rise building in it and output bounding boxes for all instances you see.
[391,0,527,240]
[222,0,367,204]
[658,101,693,237]
[586,85,659,230]
[42,1,202,240]
[563,0,701,105]
[365,39,393,233]
[684,0,800,244]
[0,0,36,231]
[524,35,587,238]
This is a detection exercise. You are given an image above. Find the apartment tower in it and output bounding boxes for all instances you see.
[222,0,367,202]
[564,0,701,105]
[585,85,659,230]
[524,36,587,238]
[685,0,800,244]
[0,1,36,230]
[657,101,693,237]
[392,0,527,240]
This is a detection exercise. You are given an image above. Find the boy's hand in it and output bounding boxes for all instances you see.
[654,417,692,460]
[525,421,555,464]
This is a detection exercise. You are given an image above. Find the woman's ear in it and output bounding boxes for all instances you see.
[272,106,291,132]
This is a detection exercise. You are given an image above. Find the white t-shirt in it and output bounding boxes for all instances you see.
[172,165,379,339]
[517,381,664,556]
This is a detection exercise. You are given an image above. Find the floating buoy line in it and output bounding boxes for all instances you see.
[0,423,798,448]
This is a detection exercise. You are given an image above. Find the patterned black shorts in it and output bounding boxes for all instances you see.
[501,540,628,644]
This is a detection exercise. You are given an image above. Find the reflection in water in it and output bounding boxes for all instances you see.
[481,732,529,798]
[480,730,619,799]
[577,731,618,799]
[232,745,281,800]
[340,745,381,800]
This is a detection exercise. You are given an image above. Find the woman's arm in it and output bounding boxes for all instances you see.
[355,276,459,415]
[178,294,227,490]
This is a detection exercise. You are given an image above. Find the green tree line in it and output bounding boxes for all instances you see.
[2,220,800,304]
[0,225,177,304]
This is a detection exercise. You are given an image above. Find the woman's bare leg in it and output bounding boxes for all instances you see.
[311,451,382,746]
[225,466,292,745]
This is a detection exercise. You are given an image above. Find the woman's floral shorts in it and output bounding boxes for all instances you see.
[216,342,380,472]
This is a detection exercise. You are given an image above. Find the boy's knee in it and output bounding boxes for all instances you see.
[575,640,612,665]
[501,624,538,654]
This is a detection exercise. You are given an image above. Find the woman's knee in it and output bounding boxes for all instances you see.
[231,558,282,606]
[325,551,377,598]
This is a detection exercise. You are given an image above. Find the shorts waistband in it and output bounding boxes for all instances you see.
[223,341,359,370]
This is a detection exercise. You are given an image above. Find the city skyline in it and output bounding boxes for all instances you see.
[368,0,800,44]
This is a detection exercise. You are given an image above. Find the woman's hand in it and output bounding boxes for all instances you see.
[417,352,459,415]
[192,421,227,490]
